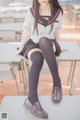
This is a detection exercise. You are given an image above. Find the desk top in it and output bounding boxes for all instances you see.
[0,96,80,120]
[58,50,80,61]
[59,41,79,51]
[0,41,80,62]
[0,42,21,62]
[58,41,80,61]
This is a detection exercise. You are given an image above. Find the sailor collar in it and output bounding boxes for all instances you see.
[30,7,61,26]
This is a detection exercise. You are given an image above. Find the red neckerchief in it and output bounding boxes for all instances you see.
[30,7,61,26]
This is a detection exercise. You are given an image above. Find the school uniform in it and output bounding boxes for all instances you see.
[19,7,62,58]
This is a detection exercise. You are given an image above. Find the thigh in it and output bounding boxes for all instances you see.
[27,48,43,59]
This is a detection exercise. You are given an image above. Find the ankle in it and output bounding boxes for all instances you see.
[28,96,39,105]
[53,83,61,88]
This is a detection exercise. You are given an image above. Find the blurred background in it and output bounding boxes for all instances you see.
[0,0,80,103]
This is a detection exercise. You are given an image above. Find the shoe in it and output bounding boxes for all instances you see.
[52,86,62,103]
[23,98,48,119]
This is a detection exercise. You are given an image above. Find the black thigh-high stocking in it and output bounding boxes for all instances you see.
[28,51,44,104]
[39,37,61,87]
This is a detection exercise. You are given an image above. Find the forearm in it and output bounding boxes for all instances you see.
[54,30,60,42]
[17,30,31,54]
[20,31,30,49]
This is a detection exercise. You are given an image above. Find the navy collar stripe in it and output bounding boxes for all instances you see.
[48,9,60,24]
[30,7,61,26]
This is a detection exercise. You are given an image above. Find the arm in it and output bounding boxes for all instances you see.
[16,9,31,55]
[54,11,63,42]
[53,11,63,55]
[54,30,61,43]
[17,27,31,54]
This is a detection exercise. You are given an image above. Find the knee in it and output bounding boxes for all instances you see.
[39,37,53,50]
[31,52,44,65]
[39,37,49,48]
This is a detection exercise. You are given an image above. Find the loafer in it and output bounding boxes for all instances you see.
[23,98,48,119]
[52,87,62,103]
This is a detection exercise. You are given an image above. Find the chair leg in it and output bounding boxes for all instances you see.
[20,59,31,95]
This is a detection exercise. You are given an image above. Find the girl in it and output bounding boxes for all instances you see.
[17,0,63,119]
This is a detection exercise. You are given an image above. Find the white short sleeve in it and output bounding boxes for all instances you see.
[55,11,63,31]
[22,8,31,32]
[19,9,31,52]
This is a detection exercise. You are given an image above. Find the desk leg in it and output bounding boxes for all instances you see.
[24,60,30,94]
[69,61,76,95]
[73,11,78,29]
[18,63,23,83]
[10,63,20,95]
[22,60,28,89]
[68,61,74,85]
[20,60,27,95]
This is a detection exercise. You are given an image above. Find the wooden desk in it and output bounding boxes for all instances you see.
[0,22,23,41]
[0,13,26,19]
[0,42,26,95]
[72,5,80,28]
[58,41,80,94]
[0,22,23,32]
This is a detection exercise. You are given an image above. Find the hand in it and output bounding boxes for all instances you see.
[16,48,22,55]
[61,49,68,52]
[53,44,56,52]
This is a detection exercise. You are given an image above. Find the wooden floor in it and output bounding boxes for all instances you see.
[0,5,80,103]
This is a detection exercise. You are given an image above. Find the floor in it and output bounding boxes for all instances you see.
[0,5,80,104]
